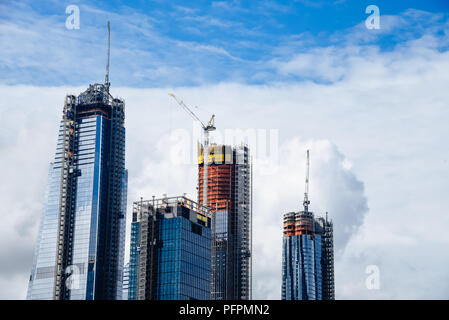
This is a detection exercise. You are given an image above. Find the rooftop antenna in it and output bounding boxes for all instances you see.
[105,21,111,92]
[303,149,311,212]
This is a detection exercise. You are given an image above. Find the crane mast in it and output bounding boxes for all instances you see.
[168,93,215,211]
[105,21,111,93]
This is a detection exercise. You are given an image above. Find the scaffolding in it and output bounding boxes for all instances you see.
[317,215,335,300]
[53,95,77,300]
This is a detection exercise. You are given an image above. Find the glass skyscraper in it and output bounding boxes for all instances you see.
[281,151,335,300]
[26,82,127,300]
[128,196,211,300]
[281,211,334,300]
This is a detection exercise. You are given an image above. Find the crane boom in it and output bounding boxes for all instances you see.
[168,93,206,128]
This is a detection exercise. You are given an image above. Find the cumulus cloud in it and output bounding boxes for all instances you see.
[272,46,349,82]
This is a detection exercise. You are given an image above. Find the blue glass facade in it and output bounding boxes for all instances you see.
[211,209,229,300]
[71,116,105,300]
[128,219,140,300]
[117,170,128,299]
[156,217,210,300]
[282,234,322,300]
[128,197,211,300]
[27,84,127,300]
[26,164,60,300]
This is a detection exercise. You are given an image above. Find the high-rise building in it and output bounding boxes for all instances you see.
[198,144,252,300]
[281,151,335,300]
[128,196,211,300]
[26,22,127,300]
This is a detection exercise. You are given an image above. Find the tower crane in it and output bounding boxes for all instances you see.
[303,149,310,212]
[168,93,215,212]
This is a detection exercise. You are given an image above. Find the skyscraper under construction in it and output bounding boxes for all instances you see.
[26,22,127,300]
[281,150,335,300]
[198,144,252,300]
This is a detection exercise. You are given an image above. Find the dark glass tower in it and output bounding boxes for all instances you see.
[128,196,211,300]
[198,144,252,300]
[27,23,127,300]
[281,151,335,300]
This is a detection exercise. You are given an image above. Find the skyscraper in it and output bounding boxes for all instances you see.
[26,22,127,300]
[198,144,252,300]
[128,196,211,300]
[281,150,335,300]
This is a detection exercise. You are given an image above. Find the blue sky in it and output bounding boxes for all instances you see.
[1,0,448,87]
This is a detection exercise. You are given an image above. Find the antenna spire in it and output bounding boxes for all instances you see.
[303,149,311,212]
[105,21,111,91]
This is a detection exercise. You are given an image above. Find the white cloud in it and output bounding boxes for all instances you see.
[272,46,349,82]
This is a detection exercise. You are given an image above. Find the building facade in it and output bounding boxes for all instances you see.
[316,215,335,300]
[281,211,335,300]
[26,83,127,300]
[198,144,252,300]
[122,263,130,300]
[128,196,211,300]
